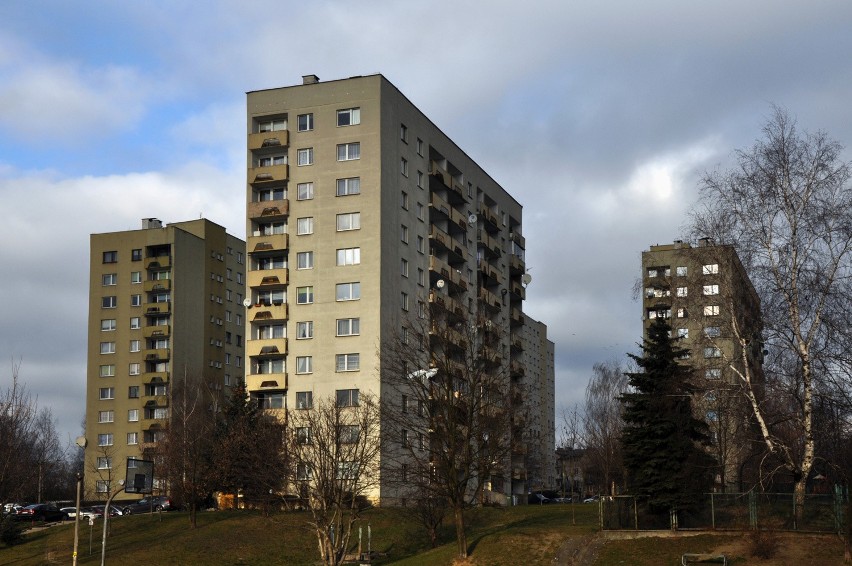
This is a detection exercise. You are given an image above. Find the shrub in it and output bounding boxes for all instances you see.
[747,528,780,559]
[0,515,25,547]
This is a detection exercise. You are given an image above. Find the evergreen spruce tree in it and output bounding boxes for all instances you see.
[621,318,715,515]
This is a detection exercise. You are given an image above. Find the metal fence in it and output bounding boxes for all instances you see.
[601,487,848,533]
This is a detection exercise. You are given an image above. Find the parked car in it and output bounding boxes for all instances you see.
[583,495,600,503]
[528,493,552,505]
[14,503,68,522]
[121,496,175,515]
[89,505,122,517]
[3,502,27,515]
[60,507,103,520]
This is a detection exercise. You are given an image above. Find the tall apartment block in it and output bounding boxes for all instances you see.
[85,218,245,500]
[641,239,763,491]
[245,74,551,501]
[520,317,556,491]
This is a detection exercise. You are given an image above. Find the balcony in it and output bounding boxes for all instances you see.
[429,193,467,231]
[509,231,526,249]
[478,262,503,287]
[143,348,170,362]
[245,373,287,393]
[510,308,525,327]
[143,279,171,292]
[428,291,465,320]
[478,287,501,311]
[248,164,288,184]
[249,302,287,322]
[510,361,525,378]
[142,371,169,382]
[511,283,526,301]
[248,130,288,151]
[510,254,525,275]
[247,200,289,221]
[144,302,170,315]
[248,338,288,358]
[247,268,288,289]
[143,325,170,339]
[478,204,500,232]
[144,256,171,270]
[247,233,288,254]
[477,230,501,259]
[429,255,467,292]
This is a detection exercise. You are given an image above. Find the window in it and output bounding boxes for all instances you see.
[296,217,314,235]
[336,212,361,231]
[297,148,313,166]
[337,107,360,126]
[128,409,139,422]
[297,286,314,304]
[97,457,112,470]
[337,177,360,196]
[703,284,719,295]
[400,158,409,177]
[297,113,313,131]
[257,221,285,235]
[296,251,314,269]
[417,268,425,287]
[296,427,312,444]
[296,356,313,374]
[401,292,409,311]
[676,266,688,276]
[704,305,720,316]
[296,391,313,409]
[130,271,142,284]
[400,123,408,142]
[677,308,688,318]
[400,191,409,210]
[702,264,719,275]
[101,319,116,331]
[103,251,117,263]
[129,363,140,375]
[338,425,360,443]
[126,432,138,445]
[337,142,361,161]
[102,273,117,286]
[297,464,313,481]
[416,236,424,253]
[337,462,359,480]
[297,182,314,200]
[256,324,285,339]
[131,294,142,306]
[416,202,424,221]
[337,318,360,336]
[704,347,722,358]
[336,353,360,372]
[132,249,142,261]
[417,170,424,188]
[676,287,688,297]
[259,155,286,167]
[704,326,721,338]
[297,321,314,339]
[416,138,424,155]
[99,364,115,377]
[400,258,409,277]
[336,388,359,407]
[99,387,115,400]
[336,247,360,266]
[336,282,360,301]
[706,369,721,379]
[98,433,113,447]
[128,386,139,398]
[677,328,688,338]
[102,296,117,308]
[98,410,114,423]
[130,340,140,352]
[100,342,116,354]
[130,317,141,329]
[402,429,410,447]
[400,224,409,243]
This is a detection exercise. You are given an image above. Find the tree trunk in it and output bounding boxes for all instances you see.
[454,505,467,558]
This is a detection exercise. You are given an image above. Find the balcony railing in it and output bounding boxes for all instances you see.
[248,130,288,151]
[249,302,287,322]
[245,373,287,392]
[143,325,170,339]
[143,348,170,361]
[144,302,171,315]
[143,279,171,292]
[247,233,288,254]
[248,164,288,184]
[247,268,288,289]
[144,256,171,270]
[248,338,288,358]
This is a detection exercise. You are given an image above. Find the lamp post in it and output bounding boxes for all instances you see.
[72,435,87,566]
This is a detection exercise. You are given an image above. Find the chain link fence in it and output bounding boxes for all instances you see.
[601,486,848,532]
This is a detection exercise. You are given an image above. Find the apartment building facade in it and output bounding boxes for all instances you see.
[641,239,763,491]
[85,218,245,500]
[245,74,551,502]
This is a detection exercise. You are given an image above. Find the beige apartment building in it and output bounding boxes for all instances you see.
[85,218,245,500]
[244,74,553,501]
[641,239,763,491]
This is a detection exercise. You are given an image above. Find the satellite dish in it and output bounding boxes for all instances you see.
[521,273,532,286]
[243,298,252,307]
[468,214,477,226]
[436,279,445,289]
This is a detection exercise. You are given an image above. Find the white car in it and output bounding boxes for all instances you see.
[60,507,102,520]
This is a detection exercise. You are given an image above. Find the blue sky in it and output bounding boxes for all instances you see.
[2,0,852,445]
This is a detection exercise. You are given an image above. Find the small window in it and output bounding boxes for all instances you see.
[129,362,140,375]
[103,251,118,263]
[676,266,688,276]
[296,427,312,444]
[128,409,139,422]
[126,433,137,445]
[130,317,141,329]
[676,287,688,297]
[297,182,314,200]
[259,118,286,132]
[102,296,117,309]
[296,217,314,235]
[702,264,719,275]
[101,319,116,331]
[336,353,360,372]
[401,292,409,311]
[417,171,424,188]
[131,294,142,306]
[102,273,117,286]
[336,388,359,407]
[98,434,113,447]
[337,108,361,126]
[296,391,313,409]
[99,387,115,400]
[704,347,722,358]
[416,236,425,253]
[296,251,314,270]
[703,284,720,296]
[297,286,314,304]
[99,364,115,377]
[130,271,142,284]
[337,177,360,196]
[400,191,409,210]
[100,342,116,354]
[297,113,313,132]
[128,386,139,398]
[130,340,141,352]
[336,282,360,301]
[416,138,424,156]
[336,318,360,336]
[400,224,409,244]
[296,356,313,374]
[97,457,112,469]
[705,369,721,379]
[400,123,408,142]
[400,158,409,177]
[336,212,361,231]
[677,328,688,338]
[336,247,360,266]
[131,249,142,261]
[704,326,721,338]
[98,410,114,423]
[337,142,361,161]
[400,258,409,277]
[297,148,313,166]
[297,321,314,339]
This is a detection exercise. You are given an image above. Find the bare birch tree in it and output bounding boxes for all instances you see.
[689,106,852,515]
[583,360,629,496]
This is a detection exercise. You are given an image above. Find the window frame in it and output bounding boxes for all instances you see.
[335,282,360,301]
[336,317,360,336]
[297,113,314,132]
[337,142,361,161]
[336,177,361,196]
[336,212,361,231]
[296,182,314,200]
[336,353,360,372]
[297,147,314,166]
[296,286,314,304]
[337,108,361,126]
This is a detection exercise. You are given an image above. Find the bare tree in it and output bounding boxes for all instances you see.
[283,394,381,566]
[382,300,513,560]
[558,404,583,524]
[583,360,628,496]
[689,106,852,515]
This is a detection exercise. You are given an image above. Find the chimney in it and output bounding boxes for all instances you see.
[302,74,320,85]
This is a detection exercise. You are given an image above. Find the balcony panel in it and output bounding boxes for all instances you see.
[248,130,288,151]
[249,303,288,322]
[249,164,288,184]
[247,200,289,221]
[248,268,289,289]
[245,373,288,392]
[248,337,288,358]
[144,256,171,270]
[143,279,171,293]
[142,371,169,383]
[144,302,171,315]
[247,233,288,254]
[510,254,525,275]
[143,325,170,339]
[510,308,525,327]
[143,348,170,361]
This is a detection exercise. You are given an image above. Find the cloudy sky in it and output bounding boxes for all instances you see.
[2,1,852,445]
